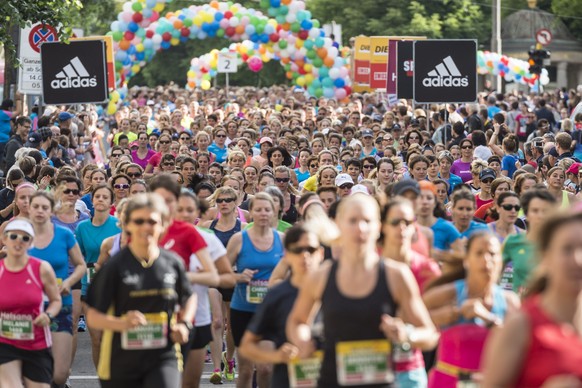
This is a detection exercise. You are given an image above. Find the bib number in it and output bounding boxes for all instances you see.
[246,280,268,304]
[336,339,394,386]
[86,267,96,284]
[0,313,34,341]
[121,312,168,350]
[288,351,323,388]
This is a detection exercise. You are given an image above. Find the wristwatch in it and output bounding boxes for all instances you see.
[179,320,193,331]
[46,312,53,321]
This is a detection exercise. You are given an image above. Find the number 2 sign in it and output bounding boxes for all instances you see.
[218,52,238,73]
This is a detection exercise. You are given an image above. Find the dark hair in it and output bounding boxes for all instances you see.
[7,168,24,186]
[283,223,316,250]
[150,173,181,199]
[471,130,487,147]
[451,188,476,207]
[521,188,556,215]
[345,158,361,170]
[56,175,82,191]
[409,155,430,170]
[267,146,293,168]
[514,173,538,196]
[496,191,519,207]
[111,173,131,187]
[91,183,115,203]
[194,181,216,195]
[30,191,55,211]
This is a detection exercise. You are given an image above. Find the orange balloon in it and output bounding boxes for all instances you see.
[173,20,183,29]
[282,0,292,4]
[318,48,327,58]
[323,57,334,67]
[259,46,267,54]
[188,81,195,88]
[282,23,291,31]
[295,58,304,68]
[119,39,130,51]
[235,25,245,35]
[210,0,219,9]
[286,71,293,79]
[281,57,291,64]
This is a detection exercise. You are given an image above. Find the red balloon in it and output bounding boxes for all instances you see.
[344,86,352,95]
[225,27,235,36]
[124,31,135,41]
[298,30,308,40]
[269,33,279,42]
[146,29,154,38]
[162,32,172,41]
[298,67,307,75]
[132,13,143,23]
[224,11,233,19]
[181,27,190,37]
[241,53,249,62]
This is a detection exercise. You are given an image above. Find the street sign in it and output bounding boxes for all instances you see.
[536,29,552,46]
[217,52,238,73]
[413,40,477,104]
[18,23,58,94]
[41,40,108,104]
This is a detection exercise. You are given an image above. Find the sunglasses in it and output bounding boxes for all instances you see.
[216,198,236,204]
[130,218,159,226]
[63,189,80,195]
[215,134,227,138]
[275,177,290,183]
[363,164,375,169]
[127,172,142,178]
[461,145,473,150]
[310,164,319,168]
[339,183,354,190]
[388,218,415,227]
[159,141,171,145]
[501,204,521,211]
[180,137,191,140]
[481,179,493,184]
[111,153,122,157]
[163,162,175,167]
[6,233,32,242]
[287,245,319,254]
[408,136,419,140]
[114,184,130,189]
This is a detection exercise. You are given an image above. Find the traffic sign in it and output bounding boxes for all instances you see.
[218,53,238,73]
[19,23,59,94]
[536,29,552,46]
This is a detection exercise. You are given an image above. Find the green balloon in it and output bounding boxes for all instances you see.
[306,49,316,59]
[291,22,301,33]
[312,19,320,28]
[115,61,123,71]
[132,2,142,12]
[184,18,192,27]
[112,31,123,42]
[315,88,323,98]
[279,40,288,49]
[313,57,323,68]
[261,0,270,8]
[217,29,225,37]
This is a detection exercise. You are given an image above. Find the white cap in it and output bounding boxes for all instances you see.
[335,173,354,187]
[351,184,370,195]
[4,218,35,238]
[321,127,331,135]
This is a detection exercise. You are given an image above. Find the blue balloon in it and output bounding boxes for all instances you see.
[115,51,128,62]
[161,41,171,49]
[144,39,153,50]
[202,22,210,32]
[250,33,259,42]
[245,24,256,35]
[214,12,223,21]
[146,0,157,8]
[179,14,186,21]
[334,78,345,88]
[211,21,220,31]
[127,45,136,55]
[207,29,216,37]
[210,69,217,77]
[128,22,139,33]
[260,34,269,43]
[270,0,281,7]
[122,57,131,66]
[179,36,189,42]
[301,20,313,30]
[135,52,145,61]
[142,9,152,18]
[323,88,334,98]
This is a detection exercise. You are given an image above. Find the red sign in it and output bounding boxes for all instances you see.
[536,28,552,46]
[28,24,58,53]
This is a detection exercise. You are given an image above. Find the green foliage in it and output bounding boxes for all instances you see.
[552,0,582,41]
[1,0,83,65]
[70,0,118,36]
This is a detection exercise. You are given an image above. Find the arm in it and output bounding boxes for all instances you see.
[63,243,87,294]
[422,283,459,328]
[95,236,114,271]
[35,261,62,326]
[86,307,146,332]
[268,257,290,287]
[240,331,297,364]
[481,312,529,388]
[226,233,254,284]
[214,255,236,288]
[488,126,504,157]
[186,247,220,287]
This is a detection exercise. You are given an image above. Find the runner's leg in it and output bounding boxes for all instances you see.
[51,332,73,385]
[0,360,24,388]
[182,348,205,388]
[209,288,224,372]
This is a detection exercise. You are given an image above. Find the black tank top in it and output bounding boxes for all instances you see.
[319,260,397,388]
[210,218,242,248]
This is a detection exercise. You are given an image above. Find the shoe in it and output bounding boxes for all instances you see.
[222,351,235,381]
[77,316,86,333]
[209,369,223,385]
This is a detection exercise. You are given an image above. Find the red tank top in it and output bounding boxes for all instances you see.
[0,257,51,350]
[514,296,582,387]
[411,224,431,257]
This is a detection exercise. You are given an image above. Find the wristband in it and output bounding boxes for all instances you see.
[179,320,193,331]
[46,312,53,321]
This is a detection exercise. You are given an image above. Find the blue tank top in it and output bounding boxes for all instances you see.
[210,218,242,248]
[454,279,507,326]
[230,229,283,312]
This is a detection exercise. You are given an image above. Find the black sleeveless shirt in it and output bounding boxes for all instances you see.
[319,260,397,388]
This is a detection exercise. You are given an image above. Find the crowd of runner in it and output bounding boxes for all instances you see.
[0,83,581,388]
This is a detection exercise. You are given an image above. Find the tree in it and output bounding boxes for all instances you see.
[552,0,582,41]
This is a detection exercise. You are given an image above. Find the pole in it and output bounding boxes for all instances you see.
[492,0,502,92]
[226,72,229,101]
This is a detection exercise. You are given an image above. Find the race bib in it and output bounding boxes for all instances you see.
[288,351,323,388]
[0,313,34,341]
[121,312,168,350]
[499,262,514,291]
[246,280,268,304]
[336,339,394,386]
[86,267,96,284]
[393,346,415,363]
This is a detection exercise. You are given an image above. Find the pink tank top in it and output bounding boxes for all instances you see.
[0,257,51,350]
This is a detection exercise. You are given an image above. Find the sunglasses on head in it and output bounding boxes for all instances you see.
[216,198,235,204]
[501,204,520,211]
[114,184,130,189]
[287,245,319,254]
[389,218,415,227]
[130,218,159,226]
[63,189,80,195]
[275,177,290,183]
[5,233,31,242]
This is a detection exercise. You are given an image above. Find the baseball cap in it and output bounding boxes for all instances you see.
[566,162,582,175]
[372,114,383,123]
[130,141,140,149]
[4,218,35,238]
[38,126,53,141]
[361,129,373,138]
[392,123,402,131]
[548,147,559,157]
[392,179,420,196]
[335,173,354,187]
[58,112,75,121]
[259,137,273,145]
[25,132,42,147]
[410,119,421,127]
[479,168,496,181]
[351,184,370,195]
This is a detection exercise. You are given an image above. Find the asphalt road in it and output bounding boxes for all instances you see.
[71,331,236,387]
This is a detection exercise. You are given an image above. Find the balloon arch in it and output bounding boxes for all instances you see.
[106,0,351,114]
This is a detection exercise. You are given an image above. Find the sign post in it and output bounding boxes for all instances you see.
[217,52,238,97]
[18,23,59,94]
[413,40,477,104]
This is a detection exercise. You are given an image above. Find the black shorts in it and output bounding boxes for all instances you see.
[72,280,82,290]
[100,357,179,388]
[229,309,255,347]
[217,287,234,302]
[0,342,53,384]
[190,324,212,350]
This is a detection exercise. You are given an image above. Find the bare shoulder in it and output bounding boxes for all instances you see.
[305,260,334,299]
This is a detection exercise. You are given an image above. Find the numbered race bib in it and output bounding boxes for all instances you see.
[288,351,323,388]
[86,267,96,284]
[499,262,514,291]
[246,280,268,304]
[336,339,394,386]
[0,313,34,340]
[121,312,168,350]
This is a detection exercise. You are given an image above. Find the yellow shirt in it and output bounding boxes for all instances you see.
[113,131,138,145]
[302,175,318,192]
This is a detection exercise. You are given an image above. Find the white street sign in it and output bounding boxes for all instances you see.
[218,52,238,73]
[536,29,552,46]
[18,23,58,94]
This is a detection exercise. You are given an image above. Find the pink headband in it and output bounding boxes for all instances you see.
[15,182,35,193]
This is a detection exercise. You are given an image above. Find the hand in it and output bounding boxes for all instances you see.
[540,375,582,388]
[123,310,147,330]
[33,312,52,327]
[460,298,492,321]
[379,314,408,344]
[239,269,258,284]
[514,160,522,170]
[39,175,51,190]
[58,280,71,296]
[170,323,190,345]
[275,343,299,363]
[296,338,316,359]
[493,123,500,134]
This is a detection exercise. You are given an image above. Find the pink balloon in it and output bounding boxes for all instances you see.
[335,88,347,100]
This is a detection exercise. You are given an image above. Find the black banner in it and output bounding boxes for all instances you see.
[397,41,414,99]
[41,40,108,104]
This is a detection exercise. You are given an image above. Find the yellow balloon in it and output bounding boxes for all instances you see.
[296,76,306,87]
[304,64,312,73]
[110,90,120,103]
[170,38,179,46]
[201,80,211,90]
[305,74,314,85]
[230,5,239,13]
[107,103,117,115]
[187,70,195,78]
[193,16,202,26]
[153,3,164,12]
[275,104,283,112]
[131,64,140,74]
[210,58,218,68]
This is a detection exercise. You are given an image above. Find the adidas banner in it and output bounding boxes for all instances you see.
[41,40,108,104]
[413,40,477,104]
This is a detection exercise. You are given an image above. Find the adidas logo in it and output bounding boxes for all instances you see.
[50,57,97,89]
[422,56,468,88]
